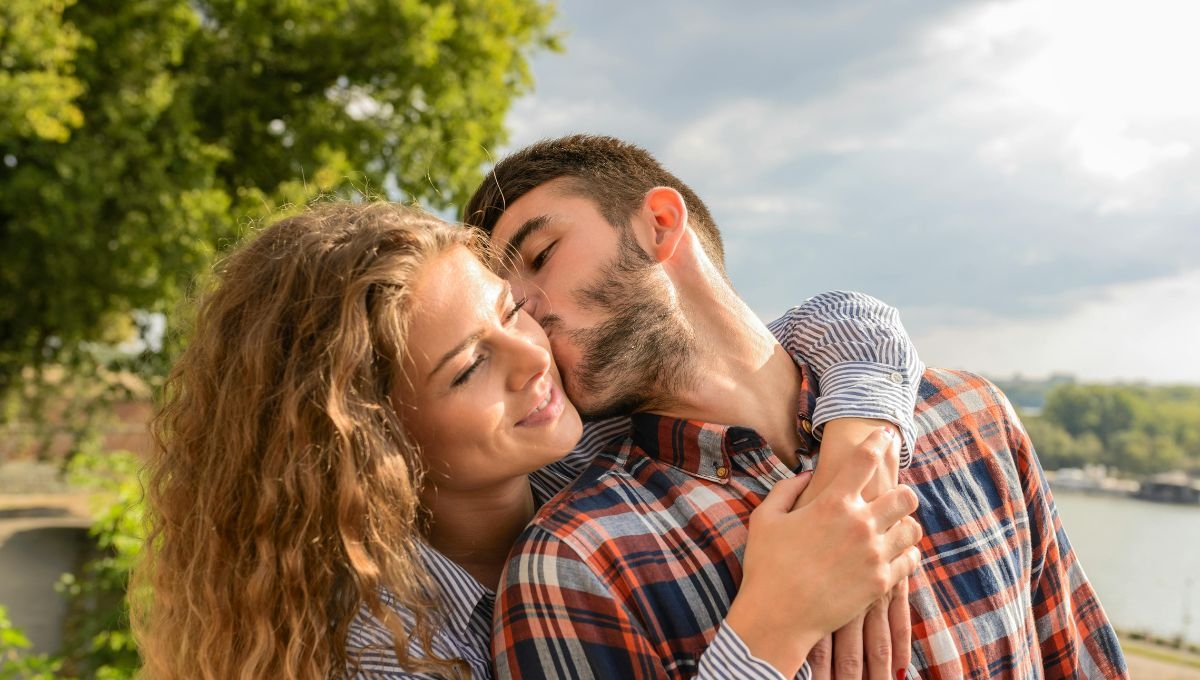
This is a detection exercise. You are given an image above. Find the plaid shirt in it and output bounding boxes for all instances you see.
[493,365,1128,679]
[345,292,922,678]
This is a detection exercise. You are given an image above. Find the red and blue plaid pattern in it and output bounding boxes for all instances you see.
[494,367,1127,679]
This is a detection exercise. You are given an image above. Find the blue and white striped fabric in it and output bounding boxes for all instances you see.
[346,546,495,679]
[344,290,922,678]
[768,290,924,467]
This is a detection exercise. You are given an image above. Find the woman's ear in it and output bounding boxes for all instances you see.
[640,187,688,263]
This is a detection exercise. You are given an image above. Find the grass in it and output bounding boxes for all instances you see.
[1121,635,1200,671]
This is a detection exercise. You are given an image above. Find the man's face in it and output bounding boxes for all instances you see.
[490,180,693,418]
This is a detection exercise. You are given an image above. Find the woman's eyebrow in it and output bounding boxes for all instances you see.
[427,281,512,382]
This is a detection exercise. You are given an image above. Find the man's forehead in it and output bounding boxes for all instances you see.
[495,179,580,224]
[493,181,593,244]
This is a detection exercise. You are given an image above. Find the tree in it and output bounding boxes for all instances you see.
[0,0,558,394]
[1037,382,1200,474]
[1041,384,1137,450]
[1022,417,1083,471]
[0,0,84,144]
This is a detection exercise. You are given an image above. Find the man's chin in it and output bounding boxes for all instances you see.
[566,380,619,421]
[576,388,649,422]
[568,362,654,420]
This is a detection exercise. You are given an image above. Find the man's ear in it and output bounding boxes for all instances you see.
[640,187,688,263]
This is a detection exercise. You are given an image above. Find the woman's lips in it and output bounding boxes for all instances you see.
[516,382,565,427]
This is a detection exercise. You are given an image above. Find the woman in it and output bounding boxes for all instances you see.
[132,201,920,679]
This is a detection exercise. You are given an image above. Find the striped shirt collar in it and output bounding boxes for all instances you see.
[413,475,562,639]
[416,542,493,639]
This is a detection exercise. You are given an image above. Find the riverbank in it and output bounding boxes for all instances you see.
[1122,633,1200,679]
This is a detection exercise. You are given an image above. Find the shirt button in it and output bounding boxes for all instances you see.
[800,419,813,434]
[889,371,904,384]
[715,466,729,479]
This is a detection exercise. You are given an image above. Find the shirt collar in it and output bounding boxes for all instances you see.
[626,361,820,479]
[415,542,493,637]
[784,352,820,454]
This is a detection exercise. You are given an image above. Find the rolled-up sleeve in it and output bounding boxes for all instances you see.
[767,291,924,467]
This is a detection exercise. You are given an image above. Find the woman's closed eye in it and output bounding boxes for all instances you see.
[505,297,529,324]
[451,355,485,388]
[451,298,529,388]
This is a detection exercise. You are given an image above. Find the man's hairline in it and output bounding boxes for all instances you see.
[491,176,632,247]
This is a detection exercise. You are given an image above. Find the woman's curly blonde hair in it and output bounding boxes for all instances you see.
[132,202,481,679]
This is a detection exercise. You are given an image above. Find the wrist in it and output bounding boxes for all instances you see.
[821,417,897,447]
[725,598,822,677]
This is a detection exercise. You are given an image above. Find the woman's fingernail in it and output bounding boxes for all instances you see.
[896,671,906,680]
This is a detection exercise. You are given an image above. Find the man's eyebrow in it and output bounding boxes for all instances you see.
[427,282,512,383]
[501,215,551,265]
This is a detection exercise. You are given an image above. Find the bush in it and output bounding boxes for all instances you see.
[55,449,144,679]
[0,605,61,680]
[0,449,146,679]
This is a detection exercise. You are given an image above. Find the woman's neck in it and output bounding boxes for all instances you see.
[422,479,537,591]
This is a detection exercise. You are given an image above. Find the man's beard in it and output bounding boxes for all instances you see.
[558,230,696,420]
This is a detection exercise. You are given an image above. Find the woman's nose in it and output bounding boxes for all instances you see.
[505,328,552,392]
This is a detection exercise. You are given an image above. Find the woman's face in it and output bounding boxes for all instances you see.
[396,245,583,495]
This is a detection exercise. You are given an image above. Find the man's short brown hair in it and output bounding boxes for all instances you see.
[463,134,726,271]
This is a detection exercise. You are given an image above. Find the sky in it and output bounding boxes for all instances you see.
[487,0,1200,385]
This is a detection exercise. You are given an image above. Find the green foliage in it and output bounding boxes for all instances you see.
[1027,383,1200,475]
[0,449,145,679]
[0,606,62,680]
[55,450,144,679]
[0,0,559,394]
[0,0,85,142]
[0,449,146,679]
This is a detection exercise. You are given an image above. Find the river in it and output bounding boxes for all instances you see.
[1052,489,1200,646]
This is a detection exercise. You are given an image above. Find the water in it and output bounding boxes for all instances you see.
[1053,490,1200,645]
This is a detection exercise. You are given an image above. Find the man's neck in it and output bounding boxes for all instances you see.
[647,279,804,468]
[422,479,536,591]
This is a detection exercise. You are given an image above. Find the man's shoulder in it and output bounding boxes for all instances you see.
[914,367,1018,433]
[918,367,1006,405]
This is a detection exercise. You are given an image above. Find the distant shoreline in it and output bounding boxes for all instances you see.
[1120,629,1200,670]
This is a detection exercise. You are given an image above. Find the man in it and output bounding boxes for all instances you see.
[464,135,1127,679]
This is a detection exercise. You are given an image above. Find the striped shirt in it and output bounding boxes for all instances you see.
[493,369,1127,678]
[347,291,923,678]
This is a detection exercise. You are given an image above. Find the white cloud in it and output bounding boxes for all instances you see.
[927,0,1200,181]
[1068,118,1191,181]
[909,269,1200,384]
[710,194,841,234]
[505,0,1200,383]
